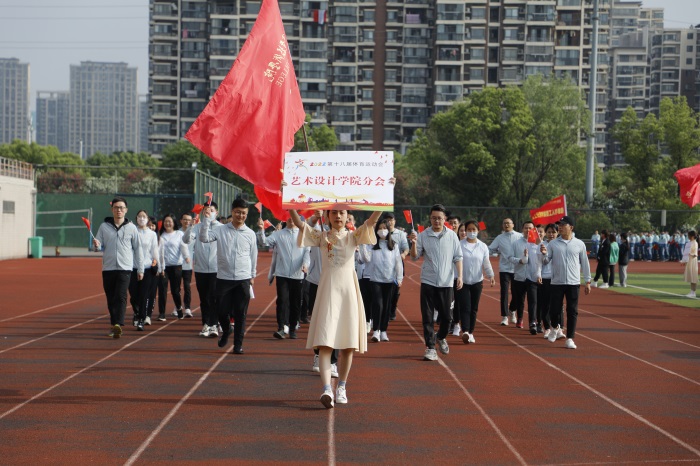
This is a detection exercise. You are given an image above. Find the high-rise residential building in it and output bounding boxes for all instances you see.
[139,95,149,153]
[35,91,70,153]
[69,61,139,159]
[149,0,610,157]
[0,58,30,145]
[649,28,698,114]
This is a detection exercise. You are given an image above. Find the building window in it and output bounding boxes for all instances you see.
[2,200,15,214]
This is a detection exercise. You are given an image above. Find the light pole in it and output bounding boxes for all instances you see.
[585,0,600,206]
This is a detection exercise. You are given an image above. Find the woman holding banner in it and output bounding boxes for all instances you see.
[288,208,383,409]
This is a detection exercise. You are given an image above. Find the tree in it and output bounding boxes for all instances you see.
[292,114,339,151]
[611,108,662,189]
[659,96,700,175]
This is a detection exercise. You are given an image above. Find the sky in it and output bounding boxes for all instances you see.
[0,0,697,112]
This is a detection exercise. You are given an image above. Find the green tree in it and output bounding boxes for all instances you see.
[611,107,662,189]
[292,115,339,152]
[659,96,700,175]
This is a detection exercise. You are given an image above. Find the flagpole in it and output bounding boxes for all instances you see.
[302,123,310,151]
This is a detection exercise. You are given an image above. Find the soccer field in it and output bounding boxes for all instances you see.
[608,273,700,309]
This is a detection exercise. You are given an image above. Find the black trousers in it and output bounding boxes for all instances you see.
[158,265,183,314]
[370,281,394,332]
[146,272,160,317]
[499,272,515,316]
[102,270,131,326]
[359,277,373,323]
[593,261,609,283]
[195,272,217,326]
[182,269,193,309]
[452,279,461,324]
[538,278,554,330]
[456,281,483,334]
[310,283,338,364]
[420,283,453,348]
[550,284,580,339]
[275,276,303,331]
[129,267,155,321]
[389,258,404,319]
[607,265,616,287]
[216,278,251,349]
[300,279,310,321]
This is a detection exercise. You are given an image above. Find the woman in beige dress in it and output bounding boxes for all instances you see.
[289,208,383,408]
[682,230,698,298]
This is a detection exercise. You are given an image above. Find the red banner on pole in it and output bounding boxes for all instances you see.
[403,210,413,225]
[674,164,700,208]
[530,195,567,226]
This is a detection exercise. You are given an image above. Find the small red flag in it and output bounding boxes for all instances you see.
[255,202,263,213]
[204,192,213,205]
[674,164,700,208]
[528,228,539,244]
[478,221,486,230]
[345,221,356,231]
[263,219,274,229]
[185,0,305,219]
[157,220,163,231]
[192,204,204,215]
[81,216,91,231]
[417,225,425,233]
[403,210,413,225]
[444,222,453,231]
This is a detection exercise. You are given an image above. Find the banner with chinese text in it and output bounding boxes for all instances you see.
[530,195,567,226]
[282,151,394,211]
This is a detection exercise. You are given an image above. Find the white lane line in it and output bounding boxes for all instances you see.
[396,299,528,466]
[0,293,104,323]
[124,297,274,466]
[327,408,336,466]
[0,314,107,355]
[626,284,699,300]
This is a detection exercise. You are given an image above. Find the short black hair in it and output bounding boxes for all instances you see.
[111,196,127,207]
[231,197,248,210]
[181,212,194,219]
[447,215,461,223]
[545,223,559,233]
[430,204,446,215]
[208,201,218,210]
[462,219,480,230]
[382,212,396,220]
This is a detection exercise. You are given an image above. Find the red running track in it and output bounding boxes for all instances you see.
[0,254,699,465]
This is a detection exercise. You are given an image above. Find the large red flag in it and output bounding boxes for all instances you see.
[674,164,700,208]
[185,0,305,220]
[530,195,567,226]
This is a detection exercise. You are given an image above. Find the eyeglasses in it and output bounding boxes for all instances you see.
[430,216,445,221]
[112,206,126,210]
[232,210,247,216]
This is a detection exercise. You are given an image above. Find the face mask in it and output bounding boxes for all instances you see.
[466,231,478,240]
[137,217,148,227]
[377,229,389,239]
[207,211,217,219]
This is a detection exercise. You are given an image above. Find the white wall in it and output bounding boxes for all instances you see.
[0,175,36,260]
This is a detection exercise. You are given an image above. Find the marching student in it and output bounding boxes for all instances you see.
[200,198,258,354]
[383,213,409,322]
[540,223,559,339]
[93,196,144,338]
[681,230,698,298]
[157,213,190,320]
[129,209,159,331]
[509,221,541,333]
[145,216,159,323]
[489,218,523,326]
[179,212,195,319]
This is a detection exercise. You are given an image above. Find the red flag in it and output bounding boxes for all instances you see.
[81,217,91,231]
[417,225,425,233]
[444,222,453,231]
[263,219,274,229]
[192,204,204,215]
[185,0,305,219]
[345,221,356,231]
[530,195,567,226]
[204,192,213,205]
[157,220,163,231]
[254,202,263,213]
[528,228,539,244]
[674,164,700,208]
[478,221,486,231]
[403,210,413,225]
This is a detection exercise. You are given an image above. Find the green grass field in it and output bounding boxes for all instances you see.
[606,273,700,309]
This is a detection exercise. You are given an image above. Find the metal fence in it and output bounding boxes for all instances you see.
[193,169,242,212]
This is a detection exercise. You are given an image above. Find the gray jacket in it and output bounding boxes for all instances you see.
[96,217,144,273]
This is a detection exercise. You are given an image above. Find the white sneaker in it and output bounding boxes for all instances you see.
[184,309,193,318]
[171,309,179,316]
[208,325,219,337]
[424,348,438,361]
[598,283,609,289]
[296,322,300,330]
[686,291,696,298]
[500,316,509,326]
[438,338,449,355]
[591,281,598,288]
[331,363,339,378]
[199,324,210,337]
[621,283,627,288]
[336,385,347,404]
[468,333,475,344]
[380,331,389,342]
[548,326,559,343]
[366,321,371,333]
[510,311,517,323]
[283,325,289,335]
[320,389,334,409]
[312,354,320,372]
[461,332,475,344]
[144,316,151,326]
[565,338,577,349]
[555,327,566,340]
[543,328,551,339]
[371,330,380,342]
[452,323,461,336]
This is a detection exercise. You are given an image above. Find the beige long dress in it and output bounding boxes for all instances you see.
[298,222,376,353]
[684,240,698,283]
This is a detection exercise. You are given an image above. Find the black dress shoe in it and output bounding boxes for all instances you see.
[536,323,543,334]
[233,346,244,354]
[218,326,231,348]
[273,330,285,339]
[289,331,297,339]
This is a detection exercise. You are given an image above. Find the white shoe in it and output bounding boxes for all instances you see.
[622,283,627,288]
[500,316,509,326]
[598,283,609,289]
[199,324,210,337]
[331,363,339,378]
[371,330,380,342]
[320,389,334,409]
[591,281,598,288]
[469,333,475,344]
[543,329,551,339]
[548,326,559,343]
[433,309,439,321]
[366,321,371,333]
[380,331,389,342]
[171,309,179,316]
[144,316,151,326]
[565,338,577,349]
[208,325,219,337]
[686,291,696,298]
[555,327,566,340]
[423,348,438,361]
[336,385,347,404]
[461,332,475,344]
[283,324,289,335]
[452,323,461,336]
[438,338,449,355]
[312,354,320,372]
[296,322,301,330]
[510,311,517,323]
[184,309,193,318]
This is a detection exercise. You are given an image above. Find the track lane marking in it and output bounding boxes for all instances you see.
[0,293,104,323]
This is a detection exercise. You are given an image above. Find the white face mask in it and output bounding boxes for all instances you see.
[466,231,478,240]
[137,217,148,227]
[377,229,389,239]
[207,210,217,219]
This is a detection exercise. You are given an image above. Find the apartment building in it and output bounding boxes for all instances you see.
[69,61,139,159]
[0,58,30,145]
[149,0,611,157]
[35,91,70,153]
[649,28,698,114]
